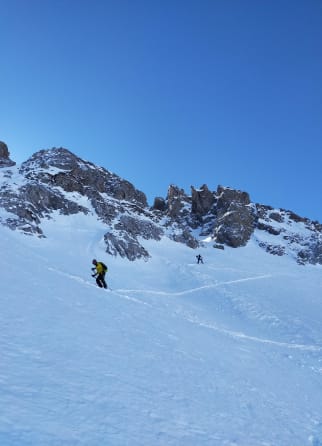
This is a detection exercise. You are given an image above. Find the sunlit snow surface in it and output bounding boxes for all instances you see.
[1,213,322,446]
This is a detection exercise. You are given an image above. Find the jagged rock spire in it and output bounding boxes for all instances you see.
[0,141,16,167]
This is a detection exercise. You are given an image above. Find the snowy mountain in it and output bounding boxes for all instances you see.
[1,142,322,445]
[0,141,322,265]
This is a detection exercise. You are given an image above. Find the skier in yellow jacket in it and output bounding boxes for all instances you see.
[92,259,108,289]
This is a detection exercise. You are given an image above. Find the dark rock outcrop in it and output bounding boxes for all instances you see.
[213,186,256,247]
[152,197,167,212]
[0,141,16,167]
[166,185,191,219]
[191,184,215,216]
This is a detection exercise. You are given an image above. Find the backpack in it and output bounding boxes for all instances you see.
[99,262,108,272]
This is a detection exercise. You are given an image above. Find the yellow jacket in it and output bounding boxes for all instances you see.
[95,262,107,275]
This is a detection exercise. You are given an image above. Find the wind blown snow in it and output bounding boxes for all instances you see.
[1,213,322,446]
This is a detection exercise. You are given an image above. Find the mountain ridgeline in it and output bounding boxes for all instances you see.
[1,141,321,264]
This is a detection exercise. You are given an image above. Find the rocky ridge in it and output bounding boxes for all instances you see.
[0,142,321,264]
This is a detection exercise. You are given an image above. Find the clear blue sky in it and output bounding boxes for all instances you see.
[1,0,322,221]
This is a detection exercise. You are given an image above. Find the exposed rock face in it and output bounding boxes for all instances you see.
[213,186,256,247]
[163,185,200,248]
[1,141,322,265]
[167,185,191,219]
[152,197,166,212]
[191,184,215,216]
[0,141,16,167]
[105,216,163,260]
[254,205,322,265]
[171,229,199,249]
[19,148,147,209]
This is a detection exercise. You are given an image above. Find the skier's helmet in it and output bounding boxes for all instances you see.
[92,259,97,265]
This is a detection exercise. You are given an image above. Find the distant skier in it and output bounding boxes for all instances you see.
[196,254,204,264]
[91,259,108,289]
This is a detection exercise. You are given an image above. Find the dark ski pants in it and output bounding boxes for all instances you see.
[96,273,107,289]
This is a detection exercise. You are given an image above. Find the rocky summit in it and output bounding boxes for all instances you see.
[0,143,321,264]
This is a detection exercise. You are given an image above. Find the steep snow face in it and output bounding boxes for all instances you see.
[1,216,322,446]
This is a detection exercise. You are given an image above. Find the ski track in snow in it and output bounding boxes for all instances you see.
[183,314,322,352]
[52,266,322,354]
[117,273,273,296]
[116,275,322,353]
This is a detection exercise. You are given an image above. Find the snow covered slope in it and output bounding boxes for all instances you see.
[1,214,322,446]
